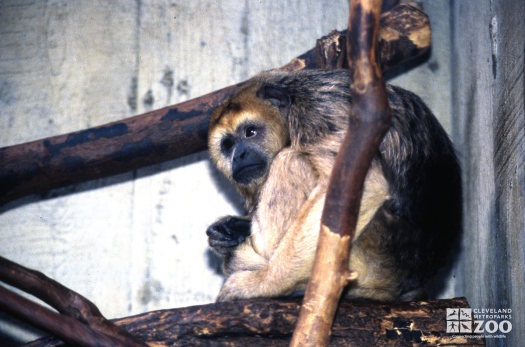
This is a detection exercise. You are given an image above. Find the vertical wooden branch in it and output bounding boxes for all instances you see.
[290,0,392,346]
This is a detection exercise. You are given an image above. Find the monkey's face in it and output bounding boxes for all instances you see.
[209,86,289,191]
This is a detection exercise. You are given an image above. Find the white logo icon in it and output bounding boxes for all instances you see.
[446,308,472,333]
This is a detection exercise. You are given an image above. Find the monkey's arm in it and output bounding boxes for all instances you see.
[216,149,318,281]
[206,216,251,257]
[217,183,325,301]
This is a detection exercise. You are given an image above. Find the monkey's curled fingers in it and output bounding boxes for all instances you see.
[206,216,251,256]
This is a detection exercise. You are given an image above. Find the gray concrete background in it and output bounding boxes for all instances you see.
[1,1,457,344]
[451,1,524,346]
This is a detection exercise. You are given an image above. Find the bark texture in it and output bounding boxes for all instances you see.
[28,297,483,346]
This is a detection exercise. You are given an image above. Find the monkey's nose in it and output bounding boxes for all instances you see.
[233,148,248,162]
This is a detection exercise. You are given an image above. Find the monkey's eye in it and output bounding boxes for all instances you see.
[221,137,234,154]
[245,126,257,138]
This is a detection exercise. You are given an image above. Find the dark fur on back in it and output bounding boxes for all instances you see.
[255,69,462,292]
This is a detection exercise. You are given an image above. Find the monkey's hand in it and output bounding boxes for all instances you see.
[206,216,251,256]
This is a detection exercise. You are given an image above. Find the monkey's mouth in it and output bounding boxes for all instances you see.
[232,163,266,184]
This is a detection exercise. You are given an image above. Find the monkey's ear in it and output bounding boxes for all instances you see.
[256,85,291,114]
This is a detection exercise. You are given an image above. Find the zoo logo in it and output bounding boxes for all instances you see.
[446,308,472,333]
[446,308,512,335]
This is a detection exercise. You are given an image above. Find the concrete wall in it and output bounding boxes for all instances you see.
[451,1,525,346]
[0,1,453,344]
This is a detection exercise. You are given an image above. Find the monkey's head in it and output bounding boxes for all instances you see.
[209,83,290,204]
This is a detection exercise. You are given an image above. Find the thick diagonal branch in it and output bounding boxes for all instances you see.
[0,3,429,206]
[290,0,393,346]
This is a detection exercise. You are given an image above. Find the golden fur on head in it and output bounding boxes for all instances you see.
[209,84,289,206]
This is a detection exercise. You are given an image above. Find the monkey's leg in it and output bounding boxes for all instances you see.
[346,201,428,302]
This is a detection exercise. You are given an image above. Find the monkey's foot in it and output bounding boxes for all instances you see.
[217,270,265,302]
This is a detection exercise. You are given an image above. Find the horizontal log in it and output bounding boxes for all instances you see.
[0,3,430,205]
[27,297,484,346]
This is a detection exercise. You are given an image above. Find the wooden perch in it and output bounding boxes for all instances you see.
[291,0,393,345]
[0,3,429,206]
[28,297,484,346]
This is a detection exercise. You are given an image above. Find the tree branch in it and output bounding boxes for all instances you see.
[0,3,429,206]
[0,256,145,346]
[0,286,141,347]
[291,0,393,345]
[27,297,483,346]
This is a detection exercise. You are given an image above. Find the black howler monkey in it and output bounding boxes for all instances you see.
[206,69,461,302]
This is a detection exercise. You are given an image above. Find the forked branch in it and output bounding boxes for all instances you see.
[0,256,145,346]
